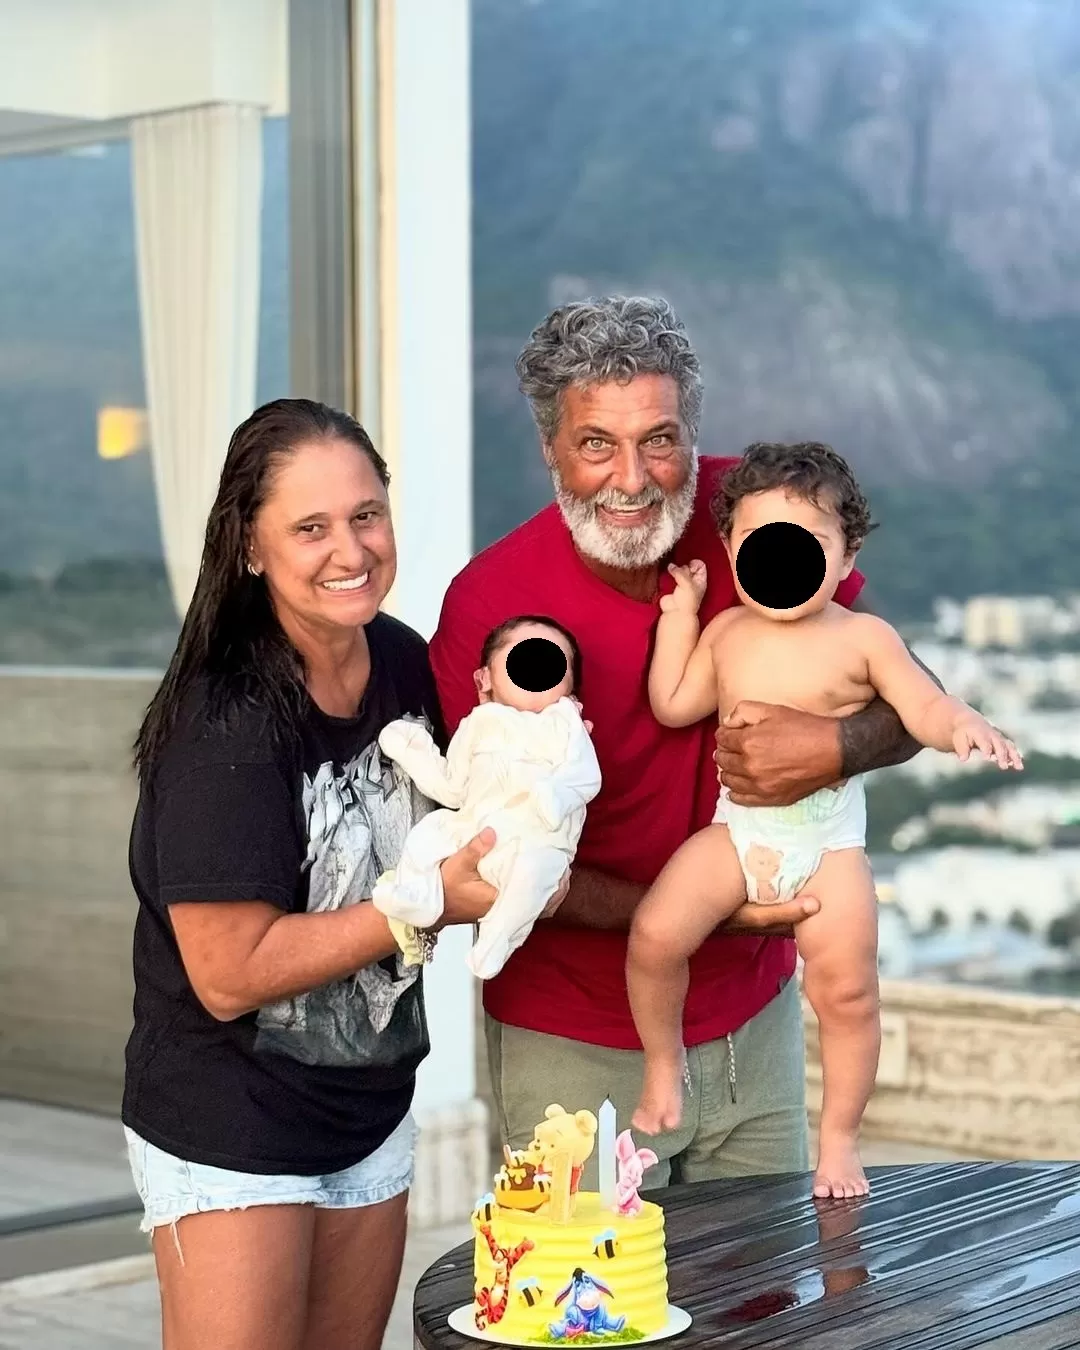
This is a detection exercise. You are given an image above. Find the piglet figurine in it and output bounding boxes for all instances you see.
[614,1129,658,1217]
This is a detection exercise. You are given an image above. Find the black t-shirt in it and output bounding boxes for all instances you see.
[122,613,446,1175]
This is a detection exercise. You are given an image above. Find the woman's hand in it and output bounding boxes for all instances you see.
[438,828,499,927]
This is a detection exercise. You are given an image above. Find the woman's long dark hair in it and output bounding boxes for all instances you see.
[134,398,390,778]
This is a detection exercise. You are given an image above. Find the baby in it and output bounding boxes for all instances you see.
[373,615,601,979]
[626,441,1022,1199]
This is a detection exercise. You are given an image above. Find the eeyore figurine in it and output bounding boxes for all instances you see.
[548,1268,626,1338]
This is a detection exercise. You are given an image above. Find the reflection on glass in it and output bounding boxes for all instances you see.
[0,117,288,668]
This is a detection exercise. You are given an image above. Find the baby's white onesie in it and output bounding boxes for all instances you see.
[372,698,602,978]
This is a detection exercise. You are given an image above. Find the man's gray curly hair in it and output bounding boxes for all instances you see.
[515,296,704,445]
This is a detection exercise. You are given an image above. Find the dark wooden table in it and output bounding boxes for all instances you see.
[414,1162,1080,1349]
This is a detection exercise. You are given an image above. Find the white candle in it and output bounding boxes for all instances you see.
[598,1097,616,1209]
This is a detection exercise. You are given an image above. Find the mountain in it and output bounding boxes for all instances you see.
[471,0,1080,615]
[2,2,1080,643]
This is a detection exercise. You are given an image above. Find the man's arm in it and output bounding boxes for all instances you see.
[548,862,819,935]
[717,593,946,806]
[548,865,646,930]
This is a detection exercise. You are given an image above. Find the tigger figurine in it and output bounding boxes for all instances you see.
[473,1223,535,1330]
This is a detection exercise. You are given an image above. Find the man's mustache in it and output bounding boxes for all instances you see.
[586,486,667,513]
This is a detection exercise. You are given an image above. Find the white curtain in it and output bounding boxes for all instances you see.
[130,103,263,617]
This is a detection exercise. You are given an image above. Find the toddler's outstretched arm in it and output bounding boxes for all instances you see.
[860,617,1023,769]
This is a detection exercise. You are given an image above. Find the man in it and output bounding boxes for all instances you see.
[429,296,922,1187]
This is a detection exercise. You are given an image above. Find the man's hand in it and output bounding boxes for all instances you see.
[718,892,821,937]
[715,701,842,808]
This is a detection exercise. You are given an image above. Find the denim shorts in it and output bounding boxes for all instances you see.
[124,1112,417,1234]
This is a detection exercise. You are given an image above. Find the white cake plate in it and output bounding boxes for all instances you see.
[447,1304,692,1345]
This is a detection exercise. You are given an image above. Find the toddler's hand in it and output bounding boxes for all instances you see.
[952,713,1023,770]
[659,560,707,615]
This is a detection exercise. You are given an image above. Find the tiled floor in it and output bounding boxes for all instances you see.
[0,1220,470,1350]
[0,1099,133,1219]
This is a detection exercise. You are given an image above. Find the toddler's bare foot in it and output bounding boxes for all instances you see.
[632,1056,684,1135]
[813,1133,869,1200]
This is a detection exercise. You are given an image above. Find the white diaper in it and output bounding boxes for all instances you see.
[711,777,867,904]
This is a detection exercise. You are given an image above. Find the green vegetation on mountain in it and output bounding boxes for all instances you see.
[472,0,1080,618]
[3,1,1080,668]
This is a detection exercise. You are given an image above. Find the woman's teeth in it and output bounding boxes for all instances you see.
[322,573,369,591]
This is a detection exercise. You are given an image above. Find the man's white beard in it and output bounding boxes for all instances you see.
[550,454,698,570]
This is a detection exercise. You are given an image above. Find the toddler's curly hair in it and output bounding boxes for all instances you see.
[711,441,875,552]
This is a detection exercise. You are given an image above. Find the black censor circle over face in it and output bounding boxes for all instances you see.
[505,636,569,693]
[735,521,827,610]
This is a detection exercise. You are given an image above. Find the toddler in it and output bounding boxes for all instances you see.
[626,442,1022,1199]
[373,616,601,979]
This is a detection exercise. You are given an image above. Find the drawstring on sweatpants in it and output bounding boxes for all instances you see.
[682,1036,737,1104]
[727,1032,737,1104]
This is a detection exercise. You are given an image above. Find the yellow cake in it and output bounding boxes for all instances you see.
[471,1190,668,1342]
[467,1104,669,1343]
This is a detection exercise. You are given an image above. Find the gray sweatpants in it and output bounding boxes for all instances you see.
[484,976,810,1190]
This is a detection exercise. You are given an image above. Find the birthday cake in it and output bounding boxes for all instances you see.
[466,1102,671,1344]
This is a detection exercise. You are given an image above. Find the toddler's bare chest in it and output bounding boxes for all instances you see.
[712,621,870,718]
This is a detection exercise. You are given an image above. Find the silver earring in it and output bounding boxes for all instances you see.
[247,561,260,577]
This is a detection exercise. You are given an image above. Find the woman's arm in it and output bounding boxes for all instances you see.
[170,829,500,1021]
[169,899,398,1021]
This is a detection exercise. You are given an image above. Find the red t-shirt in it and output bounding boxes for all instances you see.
[428,456,865,1049]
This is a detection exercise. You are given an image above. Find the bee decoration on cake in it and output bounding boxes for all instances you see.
[516,1276,543,1307]
[593,1228,619,1261]
[471,1192,497,1225]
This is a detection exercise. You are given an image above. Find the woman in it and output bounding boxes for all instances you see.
[123,399,500,1350]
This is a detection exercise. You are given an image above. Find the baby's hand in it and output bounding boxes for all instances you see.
[379,718,430,760]
[659,560,707,615]
[570,696,594,735]
[952,712,1023,771]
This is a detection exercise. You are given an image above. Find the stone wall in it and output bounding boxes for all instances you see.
[0,670,156,1112]
[805,978,1080,1158]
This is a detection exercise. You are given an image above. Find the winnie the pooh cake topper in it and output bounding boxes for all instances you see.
[529,1103,598,1200]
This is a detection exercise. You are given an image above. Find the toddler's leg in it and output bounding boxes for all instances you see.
[370,809,461,927]
[469,844,567,979]
[628,824,747,1136]
[794,849,880,1200]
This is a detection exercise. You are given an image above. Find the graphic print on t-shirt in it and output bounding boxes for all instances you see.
[254,720,435,1068]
